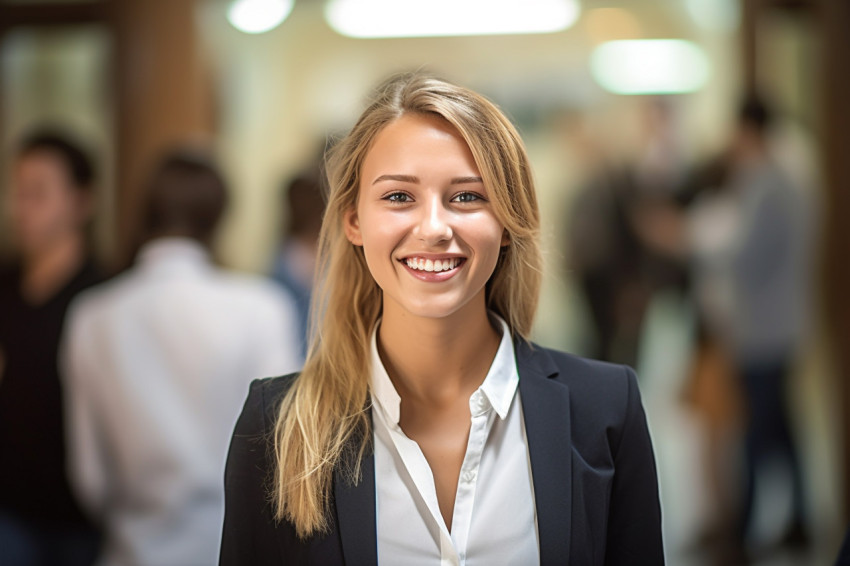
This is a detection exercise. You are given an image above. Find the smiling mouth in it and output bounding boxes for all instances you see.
[402,257,465,272]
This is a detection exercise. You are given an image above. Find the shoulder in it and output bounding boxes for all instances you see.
[66,271,133,325]
[520,342,644,446]
[226,374,300,487]
[537,344,634,382]
[524,342,638,409]
[222,373,304,565]
[215,271,298,313]
[235,373,300,436]
[519,343,664,562]
[216,270,284,297]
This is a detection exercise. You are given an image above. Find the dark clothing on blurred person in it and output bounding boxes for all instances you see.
[0,511,100,566]
[568,166,689,367]
[271,240,314,358]
[836,527,850,566]
[739,357,806,540]
[0,259,102,565]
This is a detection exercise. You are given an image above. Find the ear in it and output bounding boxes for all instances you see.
[500,229,510,247]
[343,207,363,246]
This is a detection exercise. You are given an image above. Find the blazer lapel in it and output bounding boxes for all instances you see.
[516,340,572,565]
[333,435,378,565]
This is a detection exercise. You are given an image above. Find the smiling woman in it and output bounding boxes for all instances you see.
[219,73,665,566]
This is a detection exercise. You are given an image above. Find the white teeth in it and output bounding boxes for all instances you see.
[405,257,460,272]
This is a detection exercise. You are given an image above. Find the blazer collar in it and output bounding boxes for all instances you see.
[332,339,571,566]
[516,339,573,565]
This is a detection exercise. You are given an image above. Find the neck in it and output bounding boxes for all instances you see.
[21,234,86,304]
[377,292,501,407]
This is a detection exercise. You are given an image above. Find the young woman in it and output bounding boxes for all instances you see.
[220,73,664,565]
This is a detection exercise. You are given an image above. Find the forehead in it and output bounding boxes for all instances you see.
[16,149,70,178]
[361,113,479,177]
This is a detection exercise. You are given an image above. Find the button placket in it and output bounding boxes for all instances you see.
[450,394,494,565]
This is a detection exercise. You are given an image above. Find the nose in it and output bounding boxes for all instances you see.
[414,195,452,244]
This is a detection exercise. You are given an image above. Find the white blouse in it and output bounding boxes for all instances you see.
[370,315,540,566]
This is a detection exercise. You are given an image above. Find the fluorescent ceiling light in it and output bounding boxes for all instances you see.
[590,39,710,95]
[324,0,580,39]
[227,0,294,34]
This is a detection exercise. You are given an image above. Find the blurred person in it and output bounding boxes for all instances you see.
[567,162,641,363]
[270,166,326,357]
[0,131,102,566]
[62,150,302,566]
[220,73,664,565]
[730,95,812,552]
[682,156,748,562]
[699,95,813,554]
[567,98,690,367]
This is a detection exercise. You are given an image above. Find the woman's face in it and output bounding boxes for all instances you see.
[345,112,508,322]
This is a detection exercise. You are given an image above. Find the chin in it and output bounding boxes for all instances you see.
[389,291,482,321]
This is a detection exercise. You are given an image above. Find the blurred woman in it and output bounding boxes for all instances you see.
[220,73,664,565]
[0,131,102,566]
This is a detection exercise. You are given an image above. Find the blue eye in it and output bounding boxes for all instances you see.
[384,192,412,203]
[452,192,483,203]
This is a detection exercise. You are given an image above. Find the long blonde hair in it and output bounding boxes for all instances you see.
[272,72,543,538]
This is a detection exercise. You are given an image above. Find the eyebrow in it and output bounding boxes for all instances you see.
[372,174,483,185]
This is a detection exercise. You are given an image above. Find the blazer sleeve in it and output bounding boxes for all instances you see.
[604,366,665,566]
[219,378,284,566]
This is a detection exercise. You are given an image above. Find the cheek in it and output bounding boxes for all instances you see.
[460,213,506,260]
[356,209,404,281]
[21,192,77,232]
[359,208,407,252]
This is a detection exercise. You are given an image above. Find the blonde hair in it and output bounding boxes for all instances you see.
[272,72,543,538]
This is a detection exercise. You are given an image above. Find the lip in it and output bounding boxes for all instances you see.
[399,253,466,260]
[397,256,466,282]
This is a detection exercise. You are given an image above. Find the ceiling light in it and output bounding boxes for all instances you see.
[227,0,294,34]
[590,39,710,95]
[324,0,580,39]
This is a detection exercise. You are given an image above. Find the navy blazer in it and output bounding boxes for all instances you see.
[219,341,665,565]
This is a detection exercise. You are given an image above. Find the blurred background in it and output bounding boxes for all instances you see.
[0,0,848,565]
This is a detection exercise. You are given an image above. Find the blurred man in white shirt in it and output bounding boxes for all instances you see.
[62,150,302,566]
